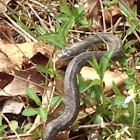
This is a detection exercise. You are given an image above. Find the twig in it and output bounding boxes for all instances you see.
[3,13,37,42]
[99,0,106,32]
[0,134,32,139]
[28,0,54,18]
[28,4,50,32]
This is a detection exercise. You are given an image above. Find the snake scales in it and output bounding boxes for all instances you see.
[42,33,123,140]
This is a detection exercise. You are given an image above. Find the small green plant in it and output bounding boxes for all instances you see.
[119,3,140,37]
[22,88,64,120]
[0,116,7,136]
[76,49,140,139]
[55,4,91,29]
[37,4,91,49]
[22,88,47,120]
[77,50,113,123]
[88,50,113,123]
[102,0,117,5]
[37,59,56,78]
[0,117,31,136]
[37,17,74,49]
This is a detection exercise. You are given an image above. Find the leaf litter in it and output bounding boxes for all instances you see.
[0,0,138,140]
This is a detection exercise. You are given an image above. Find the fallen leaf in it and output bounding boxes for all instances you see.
[0,72,13,88]
[0,51,14,73]
[0,0,11,13]
[0,24,14,43]
[0,70,44,96]
[104,5,121,23]
[80,0,102,30]
[0,42,55,70]
[80,66,128,95]
[2,100,24,114]
[104,0,134,23]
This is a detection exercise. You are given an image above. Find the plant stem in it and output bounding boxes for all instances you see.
[132,99,138,138]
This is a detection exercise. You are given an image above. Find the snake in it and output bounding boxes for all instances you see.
[42,33,123,140]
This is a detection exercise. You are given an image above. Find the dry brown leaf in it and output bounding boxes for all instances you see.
[0,24,14,43]
[104,0,134,23]
[0,38,4,45]
[0,51,14,73]
[0,0,11,13]
[0,70,44,96]
[2,99,24,114]
[81,0,102,30]
[0,42,55,69]
[0,72,13,89]
[104,5,121,23]
[80,66,128,95]
[81,0,134,27]
[55,75,64,96]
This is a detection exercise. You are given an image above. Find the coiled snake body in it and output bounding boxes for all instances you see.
[42,33,122,140]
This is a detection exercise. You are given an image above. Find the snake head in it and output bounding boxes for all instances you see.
[57,47,76,60]
[58,41,88,60]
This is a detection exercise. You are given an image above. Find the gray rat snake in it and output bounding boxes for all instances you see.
[42,33,123,140]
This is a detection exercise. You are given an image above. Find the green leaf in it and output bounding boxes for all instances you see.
[111,96,126,107]
[119,3,133,18]
[126,68,135,76]
[10,120,18,130]
[133,5,137,15]
[99,50,113,79]
[37,65,50,74]
[36,26,47,35]
[26,88,41,106]
[37,65,55,78]
[16,127,23,134]
[79,18,91,28]
[84,97,91,106]
[123,40,137,52]
[0,116,2,126]
[60,17,75,38]
[51,96,63,107]
[38,107,47,120]
[56,23,62,33]
[54,14,70,22]
[126,25,138,36]
[104,97,111,105]
[102,0,117,5]
[79,79,101,93]
[88,57,100,74]
[72,6,84,20]
[112,82,121,96]
[80,98,84,106]
[37,33,65,49]
[125,78,133,89]
[22,108,38,116]
[90,91,96,98]
[56,72,65,78]
[0,125,7,133]
[91,85,102,103]
[93,113,103,124]
[60,4,73,16]
[23,123,32,133]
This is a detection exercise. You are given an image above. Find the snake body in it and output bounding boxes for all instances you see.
[42,33,122,140]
